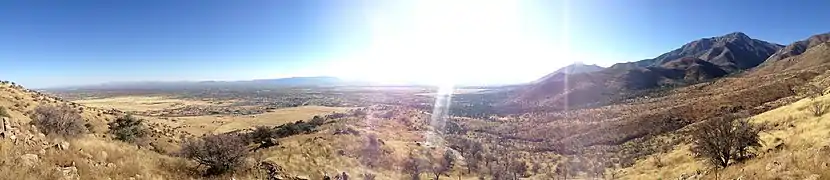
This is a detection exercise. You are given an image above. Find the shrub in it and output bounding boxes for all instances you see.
[248,126,278,150]
[690,117,761,168]
[0,106,9,117]
[809,100,828,117]
[108,115,148,143]
[29,105,86,138]
[179,133,249,175]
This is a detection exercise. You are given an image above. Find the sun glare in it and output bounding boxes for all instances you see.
[328,0,569,86]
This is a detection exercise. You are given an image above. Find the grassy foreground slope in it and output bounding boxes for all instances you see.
[619,91,830,179]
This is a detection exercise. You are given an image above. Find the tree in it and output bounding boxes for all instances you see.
[360,134,383,168]
[690,117,761,168]
[248,126,278,150]
[429,150,455,179]
[508,159,528,180]
[179,133,250,175]
[30,105,86,138]
[402,151,427,180]
[108,115,148,143]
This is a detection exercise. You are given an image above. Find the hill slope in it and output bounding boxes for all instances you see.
[512,32,783,111]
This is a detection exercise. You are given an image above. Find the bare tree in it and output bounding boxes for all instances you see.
[429,150,455,179]
[508,159,528,180]
[360,134,383,168]
[30,105,86,138]
[690,117,761,168]
[179,133,250,175]
[402,151,427,180]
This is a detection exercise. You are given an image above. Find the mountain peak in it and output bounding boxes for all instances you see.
[723,32,749,39]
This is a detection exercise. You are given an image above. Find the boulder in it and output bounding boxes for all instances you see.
[19,154,40,167]
[56,166,79,180]
[57,141,70,151]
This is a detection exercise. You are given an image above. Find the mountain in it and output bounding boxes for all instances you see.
[50,76,348,90]
[610,32,782,72]
[536,63,605,82]
[512,32,783,110]
[758,32,830,67]
[552,63,605,75]
[752,33,830,74]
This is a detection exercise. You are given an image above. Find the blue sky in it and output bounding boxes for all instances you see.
[1,0,829,88]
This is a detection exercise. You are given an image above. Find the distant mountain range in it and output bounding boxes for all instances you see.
[51,76,354,90]
[513,32,790,109]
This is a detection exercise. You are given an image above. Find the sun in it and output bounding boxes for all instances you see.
[326,0,570,86]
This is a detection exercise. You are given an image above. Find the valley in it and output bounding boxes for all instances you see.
[2,31,830,180]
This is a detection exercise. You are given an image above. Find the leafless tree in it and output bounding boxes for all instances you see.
[690,117,761,168]
[429,150,455,179]
[179,133,250,175]
[30,105,86,138]
[402,151,427,180]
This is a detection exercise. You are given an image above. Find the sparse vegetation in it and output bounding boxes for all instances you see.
[690,117,761,168]
[179,133,250,175]
[809,100,828,117]
[29,105,87,138]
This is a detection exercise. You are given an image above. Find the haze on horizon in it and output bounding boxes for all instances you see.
[2,0,829,88]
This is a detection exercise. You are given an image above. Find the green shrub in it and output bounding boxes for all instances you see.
[108,115,148,143]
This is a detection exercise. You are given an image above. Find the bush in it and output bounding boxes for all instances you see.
[248,126,278,150]
[108,115,148,143]
[0,106,9,117]
[690,117,761,168]
[809,100,828,117]
[179,133,250,175]
[29,105,86,138]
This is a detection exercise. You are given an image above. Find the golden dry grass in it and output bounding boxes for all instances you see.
[146,106,353,135]
[73,96,212,112]
[619,93,830,179]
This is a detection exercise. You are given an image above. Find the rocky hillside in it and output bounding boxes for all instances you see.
[513,32,784,111]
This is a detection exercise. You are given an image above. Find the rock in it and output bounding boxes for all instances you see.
[294,175,310,180]
[106,163,116,168]
[38,149,46,155]
[57,141,70,151]
[98,151,109,162]
[19,154,40,167]
[805,174,821,180]
[56,166,79,180]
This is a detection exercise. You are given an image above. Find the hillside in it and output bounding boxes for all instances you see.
[619,88,830,180]
[513,32,784,111]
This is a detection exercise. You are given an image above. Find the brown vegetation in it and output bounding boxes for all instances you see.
[690,117,761,168]
[30,105,87,138]
[178,133,250,175]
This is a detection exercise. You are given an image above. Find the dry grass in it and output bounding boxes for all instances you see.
[148,106,353,135]
[619,93,830,179]
[73,96,212,112]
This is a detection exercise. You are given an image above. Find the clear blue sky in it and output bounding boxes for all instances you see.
[1,0,829,88]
